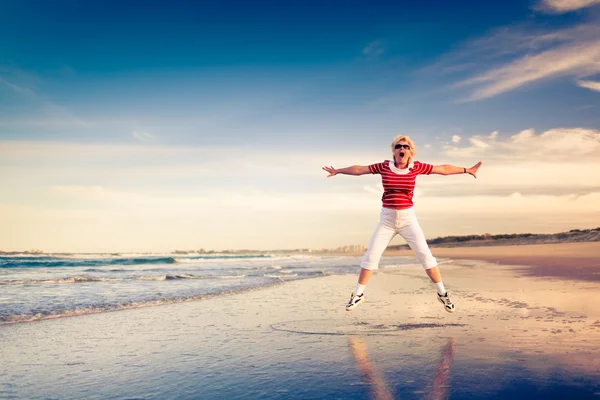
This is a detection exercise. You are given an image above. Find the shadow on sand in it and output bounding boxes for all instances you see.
[271,319,465,336]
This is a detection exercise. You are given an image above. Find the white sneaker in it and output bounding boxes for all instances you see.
[346,292,365,311]
[437,292,455,313]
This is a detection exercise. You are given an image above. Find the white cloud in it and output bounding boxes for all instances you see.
[451,135,461,143]
[576,79,600,91]
[444,127,600,161]
[437,128,600,198]
[536,0,600,13]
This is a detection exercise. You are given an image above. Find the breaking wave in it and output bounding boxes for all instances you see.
[0,274,247,285]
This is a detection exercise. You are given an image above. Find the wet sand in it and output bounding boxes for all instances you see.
[1,247,600,399]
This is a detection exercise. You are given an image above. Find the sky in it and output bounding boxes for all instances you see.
[1,0,599,252]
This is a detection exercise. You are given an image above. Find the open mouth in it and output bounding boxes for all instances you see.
[399,151,405,158]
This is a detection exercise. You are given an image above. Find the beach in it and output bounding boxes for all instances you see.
[407,242,600,281]
[1,243,600,399]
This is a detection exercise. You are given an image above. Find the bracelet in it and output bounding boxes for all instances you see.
[463,167,466,173]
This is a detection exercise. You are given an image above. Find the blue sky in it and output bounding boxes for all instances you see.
[1,0,599,252]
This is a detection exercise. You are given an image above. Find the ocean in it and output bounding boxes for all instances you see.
[0,252,418,325]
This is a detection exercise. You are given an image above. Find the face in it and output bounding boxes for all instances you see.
[394,141,412,164]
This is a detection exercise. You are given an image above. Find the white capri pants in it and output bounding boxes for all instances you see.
[361,207,437,270]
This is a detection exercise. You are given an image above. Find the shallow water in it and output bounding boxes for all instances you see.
[0,253,414,324]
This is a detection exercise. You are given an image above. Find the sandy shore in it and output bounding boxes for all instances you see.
[321,242,600,281]
[405,242,600,281]
[2,246,600,399]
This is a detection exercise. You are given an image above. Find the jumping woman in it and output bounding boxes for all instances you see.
[323,135,482,313]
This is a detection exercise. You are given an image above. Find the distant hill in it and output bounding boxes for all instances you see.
[387,227,600,250]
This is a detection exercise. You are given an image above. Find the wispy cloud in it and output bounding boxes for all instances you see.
[0,66,89,129]
[456,34,600,101]
[536,0,600,13]
[362,40,385,60]
[429,25,590,73]
[132,130,154,142]
[0,64,41,92]
[577,79,600,91]
[432,19,600,101]
[0,76,35,95]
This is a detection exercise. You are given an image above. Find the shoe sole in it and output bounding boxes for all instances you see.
[346,298,365,311]
[438,297,455,313]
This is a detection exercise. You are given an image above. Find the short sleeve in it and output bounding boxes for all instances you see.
[368,162,385,174]
[414,161,433,175]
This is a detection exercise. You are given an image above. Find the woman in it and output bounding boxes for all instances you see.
[323,135,482,313]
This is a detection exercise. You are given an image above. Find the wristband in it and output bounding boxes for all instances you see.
[463,168,466,173]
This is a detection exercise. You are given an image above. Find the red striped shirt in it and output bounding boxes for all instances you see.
[368,160,433,209]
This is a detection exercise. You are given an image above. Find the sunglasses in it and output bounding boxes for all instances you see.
[394,143,411,150]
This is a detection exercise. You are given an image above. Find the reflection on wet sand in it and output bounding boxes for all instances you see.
[425,339,454,400]
[348,336,395,400]
[348,336,455,400]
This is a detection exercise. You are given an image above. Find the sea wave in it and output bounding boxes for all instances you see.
[0,281,281,326]
[0,257,177,269]
[0,274,247,285]
[0,297,208,325]
[0,254,278,269]
[264,273,299,278]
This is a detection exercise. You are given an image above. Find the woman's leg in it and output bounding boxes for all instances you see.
[358,268,373,285]
[358,221,397,285]
[399,213,455,312]
[346,216,396,310]
[425,265,442,284]
[398,215,439,276]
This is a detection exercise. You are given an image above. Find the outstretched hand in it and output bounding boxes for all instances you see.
[467,161,482,178]
[322,166,338,177]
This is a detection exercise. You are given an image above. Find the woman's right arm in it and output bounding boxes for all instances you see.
[322,165,371,177]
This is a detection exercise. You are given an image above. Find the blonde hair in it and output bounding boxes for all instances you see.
[390,135,416,164]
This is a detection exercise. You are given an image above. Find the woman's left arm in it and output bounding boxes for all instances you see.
[431,161,482,178]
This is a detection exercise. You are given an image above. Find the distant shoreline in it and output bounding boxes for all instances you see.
[388,227,600,250]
